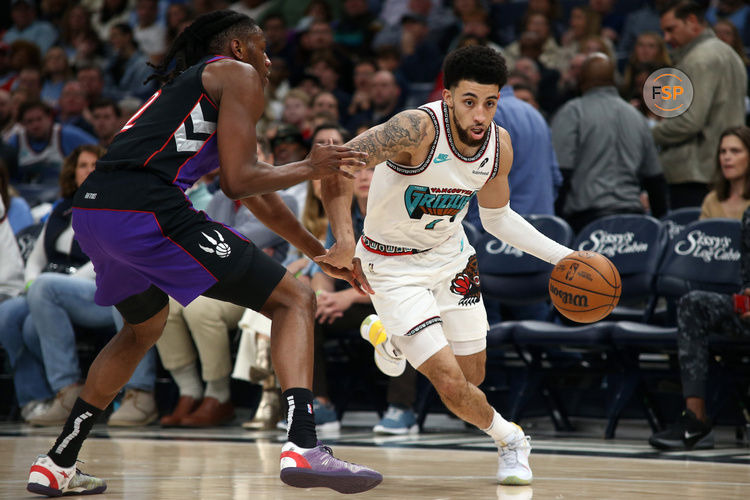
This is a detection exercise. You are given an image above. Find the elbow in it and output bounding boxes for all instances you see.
[220,179,243,200]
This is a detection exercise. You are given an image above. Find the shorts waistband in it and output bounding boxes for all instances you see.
[360,234,431,256]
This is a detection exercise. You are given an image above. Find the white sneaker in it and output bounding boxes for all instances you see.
[27,454,106,496]
[360,314,406,377]
[496,425,533,485]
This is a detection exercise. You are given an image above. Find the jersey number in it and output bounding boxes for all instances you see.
[120,90,162,132]
[425,219,443,230]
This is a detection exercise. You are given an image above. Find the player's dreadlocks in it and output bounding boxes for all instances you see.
[146,10,259,86]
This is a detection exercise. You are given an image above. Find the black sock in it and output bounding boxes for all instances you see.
[283,388,317,448]
[48,398,103,468]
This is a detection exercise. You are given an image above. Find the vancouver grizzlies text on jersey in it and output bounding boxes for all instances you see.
[362,100,501,251]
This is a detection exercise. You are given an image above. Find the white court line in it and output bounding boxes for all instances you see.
[4,474,750,487]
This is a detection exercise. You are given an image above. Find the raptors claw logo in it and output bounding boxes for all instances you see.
[450,255,481,305]
[199,230,231,258]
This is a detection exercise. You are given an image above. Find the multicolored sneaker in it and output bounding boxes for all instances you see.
[279,441,383,494]
[360,314,406,377]
[27,455,107,496]
[496,426,533,486]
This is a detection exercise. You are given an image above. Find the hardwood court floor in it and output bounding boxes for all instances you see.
[1,415,749,500]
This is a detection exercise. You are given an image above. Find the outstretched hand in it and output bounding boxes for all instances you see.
[307,139,368,179]
[314,240,356,270]
[316,257,374,296]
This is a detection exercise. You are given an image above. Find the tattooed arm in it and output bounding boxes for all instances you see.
[316,109,434,270]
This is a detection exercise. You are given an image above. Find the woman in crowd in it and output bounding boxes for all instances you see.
[700,126,750,220]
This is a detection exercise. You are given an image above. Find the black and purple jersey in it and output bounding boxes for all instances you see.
[97,55,228,190]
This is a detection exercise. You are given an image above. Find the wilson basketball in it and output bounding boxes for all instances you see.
[549,251,621,323]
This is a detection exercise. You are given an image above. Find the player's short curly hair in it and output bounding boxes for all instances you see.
[442,46,507,91]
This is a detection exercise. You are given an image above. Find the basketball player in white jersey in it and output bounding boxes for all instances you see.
[317,46,575,485]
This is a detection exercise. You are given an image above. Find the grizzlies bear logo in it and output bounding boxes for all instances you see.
[450,254,481,306]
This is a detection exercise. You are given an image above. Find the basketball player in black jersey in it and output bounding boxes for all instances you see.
[27,11,382,497]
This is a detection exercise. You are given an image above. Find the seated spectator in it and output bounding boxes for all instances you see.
[76,64,114,106]
[57,3,96,62]
[0,145,157,425]
[3,0,58,55]
[133,0,168,65]
[504,11,562,72]
[621,32,671,101]
[105,23,157,101]
[558,5,602,69]
[56,81,95,136]
[70,29,109,71]
[7,100,97,186]
[713,19,750,92]
[89,98,122,148]
[14,66,43,102]
[311,91,340,125]
[308,52,351,122]
[551,53,668,232]
[699,126,750,220]
[165,2,194,47]
[649,207,750,451]
[40,46,71,107]
[347,58,376,119]
[280,88,313,140]
[346,70,401,135]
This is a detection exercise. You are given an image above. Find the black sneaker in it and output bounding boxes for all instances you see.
[648,409,714,450]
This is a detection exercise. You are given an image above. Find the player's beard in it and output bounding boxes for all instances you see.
[451,112,487,148]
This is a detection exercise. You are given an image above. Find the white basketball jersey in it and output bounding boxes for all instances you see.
[362,100,501,252]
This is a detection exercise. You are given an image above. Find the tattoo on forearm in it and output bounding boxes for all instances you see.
[347,110,429,167]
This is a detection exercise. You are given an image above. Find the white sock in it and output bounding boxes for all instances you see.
[171,363,203,400]
[482,410,520,446]
[205,376,231,404]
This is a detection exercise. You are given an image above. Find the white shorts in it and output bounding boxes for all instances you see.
[356,230,489,367]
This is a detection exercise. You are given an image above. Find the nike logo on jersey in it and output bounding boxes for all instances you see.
[199,230,231,258]
[433,153,450,163]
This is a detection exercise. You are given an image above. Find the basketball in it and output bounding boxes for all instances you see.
[549,251,621,323]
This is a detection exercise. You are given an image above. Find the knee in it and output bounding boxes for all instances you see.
[131,306,169,347]
[465,365,485,386]
[26,274,55,304]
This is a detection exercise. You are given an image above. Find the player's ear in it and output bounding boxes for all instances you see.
[230,39,243,60]
[442,88,453,107]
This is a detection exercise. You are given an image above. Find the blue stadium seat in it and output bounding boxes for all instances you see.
[510,214,668,432]
[660,207,702,242]
[607,218,742,437]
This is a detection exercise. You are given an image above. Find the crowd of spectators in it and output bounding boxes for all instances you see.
[1,0,749,445]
